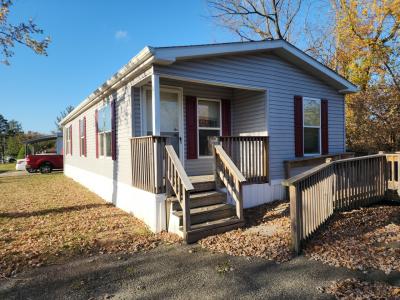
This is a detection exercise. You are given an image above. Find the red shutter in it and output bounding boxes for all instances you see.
[84,116,87,157]
[186,96,197,159]
[294,95,303,157]
[95,109,99,159]
[221,99,231,136]
[70,125,73,155]
[111,100,117,161]
[321,99,329,155]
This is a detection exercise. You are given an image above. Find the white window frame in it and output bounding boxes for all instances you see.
[65,126,71,156]
[197,98,222,158]
[303,97,321,156]
[79,118,85,157]
[97,101,112,159]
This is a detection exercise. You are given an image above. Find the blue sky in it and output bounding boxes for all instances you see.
[0,0,235,133]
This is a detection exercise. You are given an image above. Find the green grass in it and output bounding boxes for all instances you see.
[0,163,15,173]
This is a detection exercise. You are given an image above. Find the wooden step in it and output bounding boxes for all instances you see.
[173,203,235,225]
[185,218,245,244]
[189,175,215,192]
[169,191,226,211]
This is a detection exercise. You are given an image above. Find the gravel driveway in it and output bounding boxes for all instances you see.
[1,243,398,300]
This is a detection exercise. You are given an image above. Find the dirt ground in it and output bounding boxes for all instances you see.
[0,243,399,300]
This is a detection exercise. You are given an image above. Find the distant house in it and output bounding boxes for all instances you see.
[60,40,357,242]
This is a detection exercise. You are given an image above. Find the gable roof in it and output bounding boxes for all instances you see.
[60,40,357,125]
[150,40,358,93]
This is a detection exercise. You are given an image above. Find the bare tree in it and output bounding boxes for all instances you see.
[1,0,50,65]
[207,0,303,42]
[55,105,74,132]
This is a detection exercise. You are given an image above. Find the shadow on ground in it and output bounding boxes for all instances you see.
[1,243,398,300]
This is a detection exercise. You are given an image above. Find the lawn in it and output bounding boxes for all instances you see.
[0,173,178,277]
[0,163,15,174]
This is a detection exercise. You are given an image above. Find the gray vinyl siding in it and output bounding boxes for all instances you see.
[63,84,133,185]
[231,89,267,135]
[132,87,141,137]
[155,52,345,180]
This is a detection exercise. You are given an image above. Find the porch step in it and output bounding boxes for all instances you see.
[184,217,245,244]
[168,174,244,244]
[173,203,236,225]
[189,175,215,192]
[169,191,225,210]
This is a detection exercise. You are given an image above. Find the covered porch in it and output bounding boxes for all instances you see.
[130,72,270,190]
[129,72,270,241]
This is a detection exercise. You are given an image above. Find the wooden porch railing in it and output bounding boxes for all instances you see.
[386,153,400,200]
[213,145,246,220]
[283,154,390,254]
[218,136,269,184]
[130,136,167,194]
[165,145,194,238]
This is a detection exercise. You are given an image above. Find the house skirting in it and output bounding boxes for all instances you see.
[64,164,167,232]
[226,179,286,208]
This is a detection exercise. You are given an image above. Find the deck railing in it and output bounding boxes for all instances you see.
[283,154,390,254]
[165,145,194,237]
[218,136,269,184]
[130,136,167,194]
[214,145,246,220]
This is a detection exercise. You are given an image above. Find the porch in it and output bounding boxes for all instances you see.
[129,74,270,241]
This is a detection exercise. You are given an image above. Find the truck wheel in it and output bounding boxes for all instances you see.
[40,163,53,174]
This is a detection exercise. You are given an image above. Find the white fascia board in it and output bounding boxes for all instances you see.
[60,47,155,126]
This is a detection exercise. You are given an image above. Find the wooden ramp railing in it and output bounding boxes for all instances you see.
[386,153,400,197]
[165,145,194,238]
[283,153,393,254]
[131,136,167,194]
[219,136,269,184]
[213,145,246,221]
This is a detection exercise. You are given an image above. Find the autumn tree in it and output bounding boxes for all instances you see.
[330,0,400,152]
[0,0,50,65]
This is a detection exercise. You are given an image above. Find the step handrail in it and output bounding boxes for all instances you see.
[213,145,246,220]
[165,145,194,237]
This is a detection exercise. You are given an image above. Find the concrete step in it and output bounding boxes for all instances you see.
[169,191,226,211]
[173,203,235,225]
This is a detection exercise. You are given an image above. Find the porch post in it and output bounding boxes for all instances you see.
[151,74,161,135]
[151,74,162,191]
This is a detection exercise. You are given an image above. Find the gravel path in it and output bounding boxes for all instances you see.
[1,243,398,300]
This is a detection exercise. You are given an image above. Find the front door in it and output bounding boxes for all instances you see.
[144,88,183,160]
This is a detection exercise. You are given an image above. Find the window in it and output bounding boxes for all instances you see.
[303,98,321,155]
[79,118,86,156]
[65,126,71,155]
[198,99,221,157]
[97,102,112,157]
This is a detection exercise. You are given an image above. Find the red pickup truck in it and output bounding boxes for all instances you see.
[25,154,63,173]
